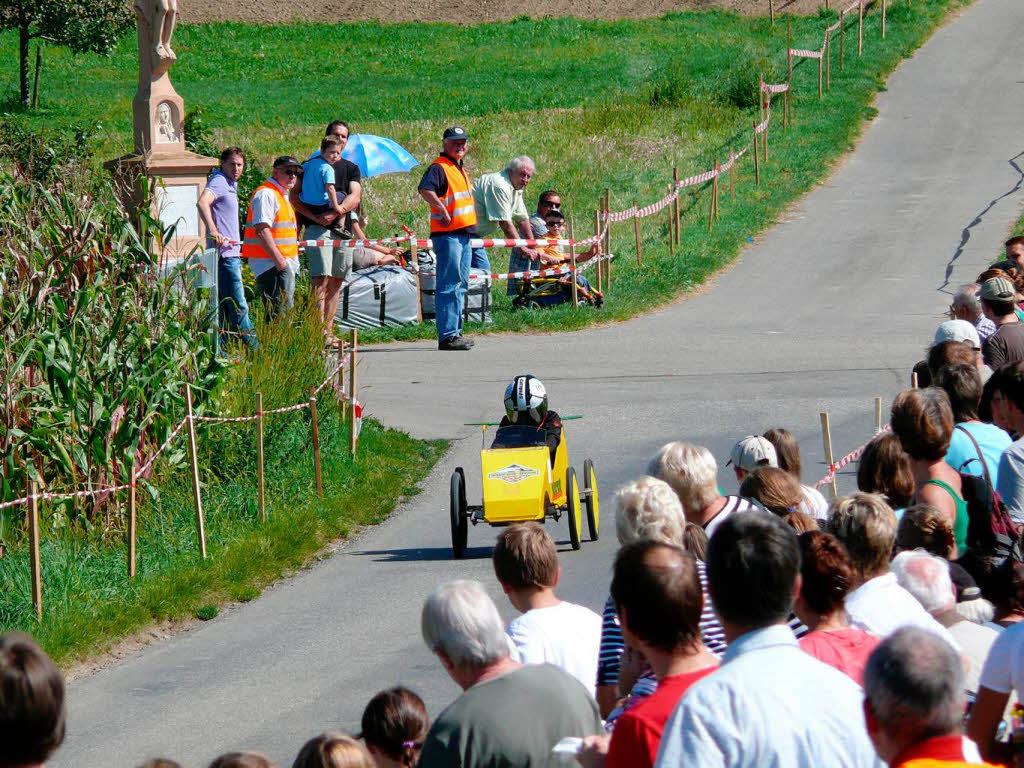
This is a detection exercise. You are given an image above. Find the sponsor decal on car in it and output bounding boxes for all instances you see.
[488,463,541,485]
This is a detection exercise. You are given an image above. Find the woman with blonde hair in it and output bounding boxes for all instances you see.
[763,427,830,520]
[738,467,803,516]
[292,734,373,768]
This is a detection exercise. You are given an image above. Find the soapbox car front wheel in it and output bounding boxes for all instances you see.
[583,458,599,542]
[450,469,468,559]
[565,467,581,551]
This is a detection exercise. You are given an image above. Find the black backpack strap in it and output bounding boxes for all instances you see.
[956,425,995,491]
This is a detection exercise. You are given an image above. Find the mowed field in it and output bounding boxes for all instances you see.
[182,0,823,24]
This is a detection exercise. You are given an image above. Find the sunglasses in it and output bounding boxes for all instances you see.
[541,200,562,208]
[282,168,300,177]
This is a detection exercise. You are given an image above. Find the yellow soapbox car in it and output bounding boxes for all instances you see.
[449,419,599,559]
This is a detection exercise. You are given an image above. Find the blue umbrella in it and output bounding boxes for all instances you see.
[342,134,420,178]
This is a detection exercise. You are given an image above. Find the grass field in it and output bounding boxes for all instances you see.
[0,0,966,346]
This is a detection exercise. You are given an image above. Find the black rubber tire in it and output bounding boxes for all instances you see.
[450,470,468,559]
[583,458,599,542]
[566,467,581,551]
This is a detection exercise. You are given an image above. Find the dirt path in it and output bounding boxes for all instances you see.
[182,0,821,25]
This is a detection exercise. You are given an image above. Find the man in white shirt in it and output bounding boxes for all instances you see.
[493,523,601,697]
[655,511,881,768]
[828,493,959,649]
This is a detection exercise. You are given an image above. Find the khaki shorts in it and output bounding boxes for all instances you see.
[305,224,353,279]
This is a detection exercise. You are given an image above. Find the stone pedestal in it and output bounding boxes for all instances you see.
[106,6,218,265]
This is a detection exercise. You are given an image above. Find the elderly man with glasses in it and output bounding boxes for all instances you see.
[241,155,303,320]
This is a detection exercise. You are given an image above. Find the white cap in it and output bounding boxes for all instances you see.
[933,320,981,350]
[728,436,778,472]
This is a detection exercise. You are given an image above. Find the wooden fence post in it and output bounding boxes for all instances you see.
[592,208,602,292]
[256,391,266,523]
[308,388,323,499]
[604,189,613,288]
[825,23,831,91]
[875,396,883,433]
[349,328,359,456]
[729,147,736,197]
[128,468,137,580]
[763,103,769,162]
[911,371,919,389]
[858,0,864,56]
[881,0,886,38]
[632,201,642,267]
[786,13,792,83]
[840,10,845,70]
[28,480,42,620]
[753,120,760,185]
[708,169,717,232]
[672,167,681,245]
[666,184,675,255]
[411,237,422,324]
[569,216,579,307]
[818,53,823,99]
[184,384,207,559]
[820,412,839,499]
[769,0,775,24]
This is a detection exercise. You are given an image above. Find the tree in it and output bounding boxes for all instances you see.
[0,0,134,108]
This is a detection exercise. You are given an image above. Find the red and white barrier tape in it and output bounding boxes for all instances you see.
[469,252,616,282]
[761,82,790,94]
[814,424,892,489]
[227,235,430,249]
[468,238,575,249]
[790,48,824,59]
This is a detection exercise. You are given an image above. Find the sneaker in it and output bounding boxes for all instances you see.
[438,336,473,351]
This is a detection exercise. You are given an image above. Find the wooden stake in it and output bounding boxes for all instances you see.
[310,386,322,498]
[569,216,578,308]
[633,201,642,267]
[729,147,735,197]
[881,0,886,38]
[349,328,358,456]
[28,480,42,620]
[256,391,266,523]
[825,23,831,91]
[911,371,919,389]
[787,14,792,83]
[763,103,769,162]
[769,0,775,24]
[603,189,613,289]
[708,172,716,232]
[184,384,207,559]
[666,184,675,255]
[128,470,137,580]
[858,0,863,56]
[818,55,823,99]
[753,120,760,185]
[820,412,839,499]
[592,208,602,291]
[840,10,845,71]
[875,396,883,433]
[672,167,681,245]
[338,342,348,420]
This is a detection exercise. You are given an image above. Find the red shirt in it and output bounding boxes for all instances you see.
[891,733,999,767]
[606,666,717,768]
[799,628,880,685]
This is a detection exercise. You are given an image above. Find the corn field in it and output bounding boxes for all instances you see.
[0,171,221,543]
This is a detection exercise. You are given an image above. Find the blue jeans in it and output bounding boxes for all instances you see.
[218,257,257,348]
[434,233,472,341]
[471,247,491,273]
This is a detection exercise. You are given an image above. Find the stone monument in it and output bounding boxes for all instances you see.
[107,0,218,265]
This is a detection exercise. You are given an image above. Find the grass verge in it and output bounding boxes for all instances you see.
[0,0,967,346]
[0,307,447,667]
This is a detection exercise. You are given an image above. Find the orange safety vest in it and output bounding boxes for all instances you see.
[241,181,298,261]
[429,155,477,234]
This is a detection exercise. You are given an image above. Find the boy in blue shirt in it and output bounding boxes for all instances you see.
[300,136,348,222]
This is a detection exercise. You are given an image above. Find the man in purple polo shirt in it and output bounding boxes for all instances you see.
[197,146,256,349]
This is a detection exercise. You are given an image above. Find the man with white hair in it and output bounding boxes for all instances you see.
[419,580,602,768]
[647,441,761,538]
[891,550,998,698]
[471,155,540,274]
[863,627,986,767]
[949,284,996,343]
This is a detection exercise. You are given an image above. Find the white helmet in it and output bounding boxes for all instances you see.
[504,375,548,423]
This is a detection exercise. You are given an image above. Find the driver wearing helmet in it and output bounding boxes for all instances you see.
[495,374,563,462]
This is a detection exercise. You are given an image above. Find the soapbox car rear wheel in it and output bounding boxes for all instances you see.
[565,467,581,551]
[450,469,468,559]
[583,458,599,542]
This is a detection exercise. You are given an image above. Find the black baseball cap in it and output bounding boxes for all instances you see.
[442,126,469,141]
[273,155,302,169]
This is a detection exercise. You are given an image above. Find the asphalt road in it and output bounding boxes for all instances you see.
[52,0,1024,765]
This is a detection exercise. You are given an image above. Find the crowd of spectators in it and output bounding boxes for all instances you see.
[15,238,1024,768]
